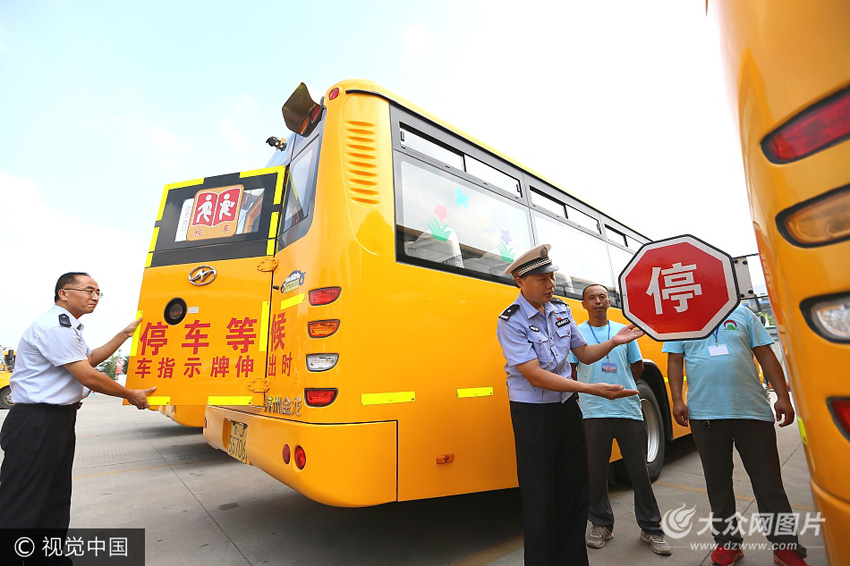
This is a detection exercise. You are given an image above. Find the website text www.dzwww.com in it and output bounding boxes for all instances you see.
[679,542,820,552]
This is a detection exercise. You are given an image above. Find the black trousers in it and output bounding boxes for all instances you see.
[690,418,806,556]
[584,418,662,534]
[510,397,589,566]
[0,403,78,530]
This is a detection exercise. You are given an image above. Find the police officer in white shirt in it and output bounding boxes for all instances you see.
[0,272,156,533]
[496,245,643,566]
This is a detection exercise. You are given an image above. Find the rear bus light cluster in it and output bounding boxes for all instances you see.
[763,87,850,450]
[305,287,341,406]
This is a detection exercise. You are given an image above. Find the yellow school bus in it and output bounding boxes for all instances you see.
[712,1,850,562]
[128,79,690,506]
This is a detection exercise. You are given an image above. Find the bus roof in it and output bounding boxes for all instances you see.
[326,78,650,242]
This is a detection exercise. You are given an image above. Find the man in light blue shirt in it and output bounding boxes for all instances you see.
[0,272,156,538]
[496,244,643,566]
[569,284,670,556]
[663,305,807,566]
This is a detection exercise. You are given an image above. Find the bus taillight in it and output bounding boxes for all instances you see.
[308,320,340,338]
[802,292,850,342]
[762,85,850,163]
[305,388,338,407]
[306,353,339,372]
[309,287,341,306]
[829,398,850,441]
[282,444,291,464]
[294,446,307,470]
[777,185,850,247]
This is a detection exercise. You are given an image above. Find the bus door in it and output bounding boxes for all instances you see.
[264,129,323,419]
[127,168,285,408]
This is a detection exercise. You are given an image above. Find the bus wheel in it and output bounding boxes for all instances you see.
[638,380,665,482]
[0,386,12,410]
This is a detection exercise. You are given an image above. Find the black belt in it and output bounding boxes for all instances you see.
[12,402,78,411]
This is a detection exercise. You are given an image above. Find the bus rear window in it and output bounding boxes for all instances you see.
[174,187,265,242]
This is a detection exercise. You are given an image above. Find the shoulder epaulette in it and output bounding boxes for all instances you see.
[58,314,71,328]
[550,298,566,305]
[499,305,520,321]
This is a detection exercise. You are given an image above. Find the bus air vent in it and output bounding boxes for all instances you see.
[344,120,380,207]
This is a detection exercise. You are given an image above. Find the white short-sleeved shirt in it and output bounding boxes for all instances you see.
[568,321,643,420]
[662,306,774,421]
[11,305,92,405]
[497,292,587,403]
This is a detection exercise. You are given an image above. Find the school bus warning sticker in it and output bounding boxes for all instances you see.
[187,185,244,241]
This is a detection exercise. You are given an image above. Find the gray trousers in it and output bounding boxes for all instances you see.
[690,418,806,556]
[584,418,663,534]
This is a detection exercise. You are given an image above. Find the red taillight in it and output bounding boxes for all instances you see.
[305,388,338,407]
[282,444,291,464]
[294,446,306,469]
[328,87,340,100]
[308,319,340,338]
[309,287,341,306]
[830,398,850,440]
[763,86,850,163]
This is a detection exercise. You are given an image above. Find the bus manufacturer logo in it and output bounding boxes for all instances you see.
[188,265,217,286]
[281,270,306,293]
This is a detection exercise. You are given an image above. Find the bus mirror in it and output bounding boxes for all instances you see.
[282,82,322,137]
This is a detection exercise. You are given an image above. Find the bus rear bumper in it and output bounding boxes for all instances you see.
[203,406,398,507]
[159,404,206,428]
[810,479,850,564]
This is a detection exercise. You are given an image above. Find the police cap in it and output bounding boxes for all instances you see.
[504,244,559,278]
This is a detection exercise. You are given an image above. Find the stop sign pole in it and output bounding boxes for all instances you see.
[619,234,740,341]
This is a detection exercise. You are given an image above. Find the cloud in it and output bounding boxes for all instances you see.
[0,172,148,349]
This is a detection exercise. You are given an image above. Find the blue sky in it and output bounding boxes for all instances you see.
[0,0,754,348]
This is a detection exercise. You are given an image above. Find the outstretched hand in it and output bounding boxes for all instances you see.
[611,323,644,345]
[592,383,640,400]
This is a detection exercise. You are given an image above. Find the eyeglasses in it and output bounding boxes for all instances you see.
[63,288,104,299]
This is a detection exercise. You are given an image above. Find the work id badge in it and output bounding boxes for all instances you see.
[708,344,729,357]
[601,361,618,373]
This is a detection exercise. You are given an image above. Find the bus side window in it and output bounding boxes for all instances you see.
[606,242,634,306]
[278,140,320,248]
[533,212,614,298]
[396,158,532,279]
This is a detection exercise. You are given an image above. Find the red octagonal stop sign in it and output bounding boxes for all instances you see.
[619,235,740,341]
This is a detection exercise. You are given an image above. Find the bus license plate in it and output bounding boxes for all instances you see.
[226,421,249,464]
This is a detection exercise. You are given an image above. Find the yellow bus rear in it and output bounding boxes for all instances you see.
[129,79,690,506]
[712,1,850,562]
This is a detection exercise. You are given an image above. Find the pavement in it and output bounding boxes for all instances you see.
[0,393,828,565]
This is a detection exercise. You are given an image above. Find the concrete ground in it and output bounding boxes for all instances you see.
[0,394,827,565]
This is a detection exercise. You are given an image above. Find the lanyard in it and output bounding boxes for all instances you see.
[588,323,611,361]
[712,327,720,346]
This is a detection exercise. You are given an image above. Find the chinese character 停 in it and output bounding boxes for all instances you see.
[646,262,703,314]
